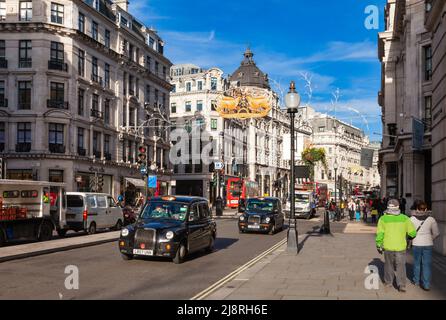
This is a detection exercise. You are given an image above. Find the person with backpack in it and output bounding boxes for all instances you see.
[410,201,440,291]
[376,199,417,293]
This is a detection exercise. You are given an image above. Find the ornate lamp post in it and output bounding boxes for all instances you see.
[334,159,339,220]
[285,81,301,254]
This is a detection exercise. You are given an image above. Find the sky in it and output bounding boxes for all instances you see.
[128,0,387,141]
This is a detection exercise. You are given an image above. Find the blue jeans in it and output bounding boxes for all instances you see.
[412,246,433,289]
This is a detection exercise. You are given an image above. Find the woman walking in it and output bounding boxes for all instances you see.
[355,201,361,222]
[410,201,440,291]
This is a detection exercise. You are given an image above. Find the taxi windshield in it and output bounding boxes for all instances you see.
[246,199,274,212]
[140,201,188,221]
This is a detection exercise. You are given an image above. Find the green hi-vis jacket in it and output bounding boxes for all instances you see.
[376,214,417,252]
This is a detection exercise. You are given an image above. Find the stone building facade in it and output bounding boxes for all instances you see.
[0,0,172,203]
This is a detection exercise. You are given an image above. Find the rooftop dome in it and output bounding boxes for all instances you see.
[229,48,270,89]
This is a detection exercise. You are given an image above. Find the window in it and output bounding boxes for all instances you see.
[424,45,433,81]
[19,1,32,21]
[145,85,151,103]
[211,119,218,131]
[49,170,64,183]
[92,56,98,80]
[211,100,217,111]
[155,61,159,75]
[186,101,191,112]
[135,78,139,98]
[104,63,110,88]
[123,72,127,95]
[211,77,217,90]
[129,44,134,61]
[17,122,31,143]
[0,40,5,59]
[318,126,325,132]
[171,103,176,114]
[0,1,6,20]
[93,131,100,155]
[77,127,84,150]
[154,89,159,103]
[92,94,99,111]
[104,134,110,155]
[51,3,64,24]
[18,81,31,109]
[146,55,151,70]
[92,21,98,41]
[0,122,4,151]
[104,99,110,124]
[107,196,117,208]
[49,123,64,145]
[149,37,155,49]
[424,96,432,131]
[50,41,64,62]
[97,196,107,208]
[78,88,84,116]
[105,29,110,48]
[171,84,176,93]
[78,49,85,77]
[0,81,4,107]
[50,82,64,102]
[186,82,191,92]
[128,75,134,95]
[163,66,166,78]
[19,40,32,68]
[197,81,203,91]
[78,13,85,33]
[197,100,203,112]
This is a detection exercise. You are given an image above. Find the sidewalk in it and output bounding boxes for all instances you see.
[0,231,119,263]
[205,222,446,300]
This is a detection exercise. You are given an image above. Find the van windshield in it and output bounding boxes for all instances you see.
[67,195,84,208]
[139,201,188,221]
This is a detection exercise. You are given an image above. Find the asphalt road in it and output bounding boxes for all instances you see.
[0,216,345,300]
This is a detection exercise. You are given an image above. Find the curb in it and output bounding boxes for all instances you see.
[0,236,119,263]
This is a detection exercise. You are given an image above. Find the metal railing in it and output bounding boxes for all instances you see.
[91,74,103,86]
[15,143,31,153]
[49,144,65,154]
[18,59,32,68]
[48,60,68,72]
[0,99,7,108]
[0,58,7,69]
[77,148,87,156]
[90,109,104,119]
[47,100,68,109]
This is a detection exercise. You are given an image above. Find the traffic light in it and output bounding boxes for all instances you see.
[137,145,147,166]
[97,175,104,191]
[89,176,97,192]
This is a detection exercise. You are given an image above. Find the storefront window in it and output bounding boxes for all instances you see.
[7,169,33,180]
[49,170,64,182]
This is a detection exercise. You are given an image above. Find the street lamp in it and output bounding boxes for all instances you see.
[334,159,339,221]
[285,81,301,254]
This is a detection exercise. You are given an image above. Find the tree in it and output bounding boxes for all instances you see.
[301,147,328,181]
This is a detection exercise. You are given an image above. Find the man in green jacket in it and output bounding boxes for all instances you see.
[376,199,417,292]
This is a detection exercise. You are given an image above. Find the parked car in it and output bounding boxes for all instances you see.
[66,193,124,234]
[238,197,285,235]
[118,196,217,264]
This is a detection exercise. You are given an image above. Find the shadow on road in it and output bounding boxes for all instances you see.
[214,237,239,251]
[297,225,333,253]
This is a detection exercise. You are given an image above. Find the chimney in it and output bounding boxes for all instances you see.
[114,0,129,11]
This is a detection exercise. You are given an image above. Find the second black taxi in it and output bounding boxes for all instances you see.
[238,197,285,235]
[118,196,217,264]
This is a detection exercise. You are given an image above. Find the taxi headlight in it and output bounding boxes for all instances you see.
[121,228,129,237]
[239,216,245,221]
[166,231,175,240]
[265,217,271,223]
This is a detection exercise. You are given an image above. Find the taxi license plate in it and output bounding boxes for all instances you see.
[248,225,260,229]
[133,249,153,256]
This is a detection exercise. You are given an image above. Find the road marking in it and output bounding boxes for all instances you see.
[190,237,287,300]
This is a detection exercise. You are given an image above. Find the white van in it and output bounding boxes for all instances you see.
[66,193,124,234]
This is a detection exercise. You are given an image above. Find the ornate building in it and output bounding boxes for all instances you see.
[0,0,173,202]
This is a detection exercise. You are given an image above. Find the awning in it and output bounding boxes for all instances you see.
[125,177,146,188]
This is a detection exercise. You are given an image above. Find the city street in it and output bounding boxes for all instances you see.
[0,217,337,300]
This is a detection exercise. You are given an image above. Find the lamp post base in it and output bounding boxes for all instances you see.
[287,220,299,254]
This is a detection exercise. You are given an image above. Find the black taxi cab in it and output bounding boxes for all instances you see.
[238,197,285,235]
[118,196,217,264]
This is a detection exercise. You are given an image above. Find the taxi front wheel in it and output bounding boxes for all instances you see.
[173,243,187,264]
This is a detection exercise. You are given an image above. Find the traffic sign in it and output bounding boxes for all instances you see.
[140,166,148,175]
[214,162,224,170]
[148,175,157,188]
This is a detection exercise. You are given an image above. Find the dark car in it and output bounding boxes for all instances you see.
[118,196,217,264]
[238,197,285,235]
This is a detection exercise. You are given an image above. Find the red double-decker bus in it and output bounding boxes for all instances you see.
[226,178,259,208]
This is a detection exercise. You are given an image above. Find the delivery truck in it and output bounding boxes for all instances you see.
[0,179,68,246]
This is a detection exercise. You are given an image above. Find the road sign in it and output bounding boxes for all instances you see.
[140,166,148,175]
[214,162,224,170]
[148,175,157,188]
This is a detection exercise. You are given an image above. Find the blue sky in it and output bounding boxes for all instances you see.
[129,0,387,141]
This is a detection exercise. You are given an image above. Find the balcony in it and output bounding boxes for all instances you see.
[47,100,68,110]
[104,152,112,161]
[48,60,68,72]
[90,109,104,119]
[15,143,31,153]
[77,148,86,156]
[91,74,103,86]
[93,150,102,159]
[0,99,7,108]
[19,59,32,68]
[49,144,65,154]
[0,58,7,69]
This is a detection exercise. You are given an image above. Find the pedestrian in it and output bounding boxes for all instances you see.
[376,199,417,292]
[410,200,422,217]
[363,200,370,223]
[410,201,440,291]
[400,197,407,215]
[355,201,361,222]
[328,200,335,221]
[348,198,355,221]
[371,206,378,224]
